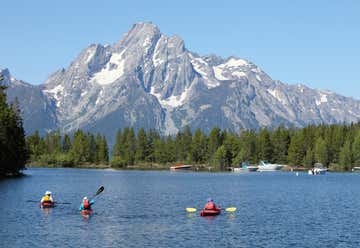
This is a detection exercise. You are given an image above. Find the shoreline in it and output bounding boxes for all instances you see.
[24,164,352,173]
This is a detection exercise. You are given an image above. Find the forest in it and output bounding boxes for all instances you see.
[0,75,28,177]
[26,123,360,171]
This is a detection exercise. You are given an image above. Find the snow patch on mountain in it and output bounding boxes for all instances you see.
[225,58,249,67]
[268,88,287,105]
[213,66,229,81]
[90,49,127,85]
[43,85,64,107]
[316,93,328,105]
[150,86,190,108]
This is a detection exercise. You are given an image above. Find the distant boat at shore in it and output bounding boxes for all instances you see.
[352,167,360,172]
[233,161,258,172]
[257,161,283,172]
[308,163,327,175]
[170,164,192,171]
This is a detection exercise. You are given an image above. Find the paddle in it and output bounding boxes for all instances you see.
[90,186,104,200]
[186,208,197,212]
[27,200,71,205]
[185,207,236,212]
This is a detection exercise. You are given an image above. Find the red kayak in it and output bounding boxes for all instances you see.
[80,209,93,217]
[200,208,221,216]
[40,201,55,208]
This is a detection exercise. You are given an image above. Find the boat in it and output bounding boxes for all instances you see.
[233,162,258,172]
[170,164,192,171]
[80,209,93,217]
[257,161,283,172]
[40,201,55,208]
[200,208,221,216]
[352,167,360,172]
[308,163,327,175]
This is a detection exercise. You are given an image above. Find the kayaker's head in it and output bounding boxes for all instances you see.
[45,190,52,196]
[83,197,88,201]
[207,198,213,202]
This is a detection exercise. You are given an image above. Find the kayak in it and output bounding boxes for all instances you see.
[200,208,221,216]
[40,201,55,208]
[80,209,93,217]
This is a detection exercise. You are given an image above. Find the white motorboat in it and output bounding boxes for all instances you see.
[233,162,258,172]
[308,163,327,175]
[257,161,283,172]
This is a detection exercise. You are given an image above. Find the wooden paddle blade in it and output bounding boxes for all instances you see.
[186,208,197,212]
[225,207,237,212]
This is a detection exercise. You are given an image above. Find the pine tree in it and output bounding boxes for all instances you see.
[287,132,305,166]
[191,129,208,163]
[339,140,352,171]
[112,129,122,157]
[207,127,221,163]
[0,85,28,176]
[62,134,72,153]
[135,128,148,162]
[313,137,328,165]
[71,130,87,164]
[352,130,360,165]
[98,135,109,164]
[256,128,273,162]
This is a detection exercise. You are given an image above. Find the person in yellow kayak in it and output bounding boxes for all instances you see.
[40,191,54,207]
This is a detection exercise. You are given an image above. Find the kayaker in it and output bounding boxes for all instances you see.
[79,197,95,211]
[204,198,218,210]
[40,190,54,204]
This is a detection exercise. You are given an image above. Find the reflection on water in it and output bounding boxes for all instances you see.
[1,169,360,247]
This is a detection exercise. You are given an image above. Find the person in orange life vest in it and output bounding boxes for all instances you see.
[40,191,54,204]
[204,198,217,210]
[79,197,95,211]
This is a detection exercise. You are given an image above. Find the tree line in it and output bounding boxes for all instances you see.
[0,75,28,177]
[26,123,360,171]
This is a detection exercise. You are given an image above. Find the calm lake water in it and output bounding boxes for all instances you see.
[1,168,360,248]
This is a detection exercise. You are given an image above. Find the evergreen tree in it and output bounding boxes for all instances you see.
[98,135,109,164]
[287,132,305,166]
[71,130,87,164]
[352,130,360,165]
[112,129,122,157]
[314,137,328,165]
[339,140,352,171]
[0,84,28,176]
[62,134,72,153]
[256,128,273,162]
[191,129,208,163]
[207,127,221,163]
[135,128,148,162]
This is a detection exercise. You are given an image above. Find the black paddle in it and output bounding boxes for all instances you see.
[90,186,104,200]
[27,200,71,205]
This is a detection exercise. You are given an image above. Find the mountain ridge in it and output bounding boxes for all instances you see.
[1,22,359,144]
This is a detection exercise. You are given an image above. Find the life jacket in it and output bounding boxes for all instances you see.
[42,195,52,202]
[83,199,90,209]
[205,201,216,210]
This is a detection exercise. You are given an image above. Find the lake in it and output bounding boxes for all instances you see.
[1,168,360,248]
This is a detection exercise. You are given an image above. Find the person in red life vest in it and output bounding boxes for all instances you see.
[79,197,95,211]
[204,198,218,210]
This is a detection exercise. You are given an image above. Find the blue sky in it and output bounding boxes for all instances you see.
[1,0,359,99]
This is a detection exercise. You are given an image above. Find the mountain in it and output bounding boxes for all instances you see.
[1,69,57,135]
[2,22,360,143]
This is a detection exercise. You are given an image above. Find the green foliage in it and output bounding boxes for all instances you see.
[0,86,28,176]
[24,122,360,171]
